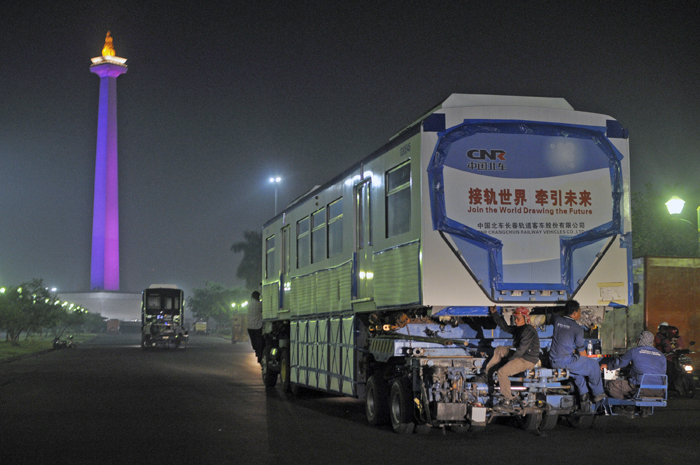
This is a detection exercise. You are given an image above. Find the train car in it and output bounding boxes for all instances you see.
[260,94,635,432]
[141,285,188,349]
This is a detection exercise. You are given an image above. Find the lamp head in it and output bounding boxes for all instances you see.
[666,196,686,215]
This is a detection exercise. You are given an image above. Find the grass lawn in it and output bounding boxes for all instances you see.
[0,334,96,361]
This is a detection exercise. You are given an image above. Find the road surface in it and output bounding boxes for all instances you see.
[1,334,698,464]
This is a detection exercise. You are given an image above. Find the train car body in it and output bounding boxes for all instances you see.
[260,94,640,432]
[141,285,188,349]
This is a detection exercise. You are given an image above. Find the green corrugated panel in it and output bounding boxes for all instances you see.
[374,242,420,307]
[317,318,329,390]
[329,316,342,392]
[315,269,331,313]
[308,319,319,388]
[298,275,314,315]
[262,283,277,320]
[297,320,309,385]
[337,263,353,311]
[290,321,300,383]
[290,280,299,318]
[262,282,279,319]
[342,316,355,396]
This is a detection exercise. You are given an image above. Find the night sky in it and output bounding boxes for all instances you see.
[1,1,699,295]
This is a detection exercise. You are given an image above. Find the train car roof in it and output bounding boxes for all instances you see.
[263,93,573,228]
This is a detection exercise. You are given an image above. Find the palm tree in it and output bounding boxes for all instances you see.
[231,230,262,290]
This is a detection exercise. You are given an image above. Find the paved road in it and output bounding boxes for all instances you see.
[1,334,698,465]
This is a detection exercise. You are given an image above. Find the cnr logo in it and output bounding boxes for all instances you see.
[467,149,506,161]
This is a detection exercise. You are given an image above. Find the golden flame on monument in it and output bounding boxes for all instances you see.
[102,31,116,57]
[91,31,127,66]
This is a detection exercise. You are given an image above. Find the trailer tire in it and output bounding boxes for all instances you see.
[389,377,415,435]
[141,336,152,350]
[365,375,390,426]
[518,413,541,432]
[261,349,278,388]
[280,349,291,393]
[539,413,559,431]
[566,414,594,429]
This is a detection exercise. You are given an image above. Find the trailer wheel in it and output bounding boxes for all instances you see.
[365,375,390,426]
[280,349,291,393]
[141,336,152,350]
[261,349,278,388]
[389,377,415,435]
[539,413,559,431]
[518,412,542,432]
[566,414,594,429]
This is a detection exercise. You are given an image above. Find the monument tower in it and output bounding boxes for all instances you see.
[89,32,127,290]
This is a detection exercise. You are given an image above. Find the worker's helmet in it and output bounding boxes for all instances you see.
[658,321,669,330]
[513,307,531,324]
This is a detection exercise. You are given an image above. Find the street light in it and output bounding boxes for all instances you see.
[665,195,700,255]
[269,176,282,215]
[665,196,686,216]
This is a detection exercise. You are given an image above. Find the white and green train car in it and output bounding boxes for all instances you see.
[260,94,632,433]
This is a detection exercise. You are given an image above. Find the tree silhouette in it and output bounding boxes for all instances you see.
[231,230,262,290]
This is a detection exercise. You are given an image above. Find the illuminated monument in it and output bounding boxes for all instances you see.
[89,32,127,290]
[57,33,140,320]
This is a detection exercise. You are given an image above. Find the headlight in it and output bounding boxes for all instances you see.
[683,365,693,373]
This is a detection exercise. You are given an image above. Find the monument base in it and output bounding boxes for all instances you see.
[58,291,141,321]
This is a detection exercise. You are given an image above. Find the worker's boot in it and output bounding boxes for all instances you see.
[493,398,515,413]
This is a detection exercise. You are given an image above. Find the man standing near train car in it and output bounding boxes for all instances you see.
[483,306,541,412]
[247,291,264,363]
[548,300,606,403]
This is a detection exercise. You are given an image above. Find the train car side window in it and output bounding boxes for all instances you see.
[297,217,310,268]
[265,234,275,279]
[328,198,343,258]
[311,208,326,263]
[281,226,290,275]
[386,161,411,237]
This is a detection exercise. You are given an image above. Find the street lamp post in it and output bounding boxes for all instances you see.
[269,176,282,215]
[665,196,700,255]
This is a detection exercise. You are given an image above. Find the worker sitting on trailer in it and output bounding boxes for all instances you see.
[601,330,667,399]
[548,300,606,403]
[480,306,540,413]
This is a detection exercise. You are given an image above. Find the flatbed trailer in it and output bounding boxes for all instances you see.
[259,94,653,433]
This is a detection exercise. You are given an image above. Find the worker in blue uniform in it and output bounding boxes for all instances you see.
[548,300,606,403]
[601,330,667,399]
